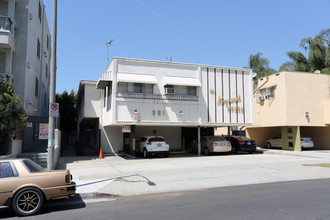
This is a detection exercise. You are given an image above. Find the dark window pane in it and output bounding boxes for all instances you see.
[0,162,14,178]
[22,160,45,173]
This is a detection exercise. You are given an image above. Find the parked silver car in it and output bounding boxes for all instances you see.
[265,136,314,149]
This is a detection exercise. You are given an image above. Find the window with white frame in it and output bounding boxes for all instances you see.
[118,82,153,94]
[258,86,276,101]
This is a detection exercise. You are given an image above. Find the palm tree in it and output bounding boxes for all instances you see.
[280,29,330,73]
[247,52,276,78]
[279,52,310,72]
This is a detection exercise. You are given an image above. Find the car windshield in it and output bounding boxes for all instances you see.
[208,136,225,141]
[149,137,165,142]
[22,159,45,173]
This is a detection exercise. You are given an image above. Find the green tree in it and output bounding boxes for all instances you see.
[247,52,276,78]
[56,90,77,132]
[280,28,330,73]
[0,81,26,155]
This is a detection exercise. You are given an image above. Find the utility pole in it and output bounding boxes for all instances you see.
[47,0,57,171]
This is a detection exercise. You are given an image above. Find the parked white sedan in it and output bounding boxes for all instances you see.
[138,136,170,158]
[265,136,314,149]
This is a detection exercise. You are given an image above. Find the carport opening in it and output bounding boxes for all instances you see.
[182,127,214,151]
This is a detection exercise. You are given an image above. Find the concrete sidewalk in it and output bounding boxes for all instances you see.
[56,149,330,199]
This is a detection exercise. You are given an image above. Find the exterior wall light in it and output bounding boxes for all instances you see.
[134,109,138,113]
[179,111,184,115]
[305,112,309,117]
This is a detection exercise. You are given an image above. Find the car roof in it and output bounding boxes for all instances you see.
[0,158,24,162]
[142,136,165,138]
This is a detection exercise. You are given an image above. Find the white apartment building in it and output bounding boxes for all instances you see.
[77,57,254,155]
[0,0,51,153]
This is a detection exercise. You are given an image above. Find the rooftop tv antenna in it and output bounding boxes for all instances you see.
[166,56,176,62]
[106,39,114,65]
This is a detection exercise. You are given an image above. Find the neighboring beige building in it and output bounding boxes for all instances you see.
[247,71,330,150]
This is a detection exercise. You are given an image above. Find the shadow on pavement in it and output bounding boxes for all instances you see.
[0,194,86,218]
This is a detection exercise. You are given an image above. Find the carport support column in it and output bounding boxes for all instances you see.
[227,126,231,139]
[198,126,201,156]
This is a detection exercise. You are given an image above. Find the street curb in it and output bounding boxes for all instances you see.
[76,192,119,200]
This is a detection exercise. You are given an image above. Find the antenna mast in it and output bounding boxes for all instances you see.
[106,39,114,65]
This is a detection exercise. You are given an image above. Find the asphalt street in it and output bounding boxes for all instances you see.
[1,178,330,220]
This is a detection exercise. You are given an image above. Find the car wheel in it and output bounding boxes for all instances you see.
[266,142,272,149]
[164,152,169,157]
[143,148,149,158]
[204,147,209,155]
[12,187,44,216]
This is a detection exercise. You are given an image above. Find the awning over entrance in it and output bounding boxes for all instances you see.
[117,73,157,84]
[164,76,201,87]
[96,71,112,89]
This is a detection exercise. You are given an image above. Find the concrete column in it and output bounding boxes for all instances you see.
[198,126,201,156]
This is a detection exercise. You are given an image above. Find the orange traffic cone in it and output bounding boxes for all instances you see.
[99,148,103,159]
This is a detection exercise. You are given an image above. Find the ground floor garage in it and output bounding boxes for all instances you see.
[247,126,330,150]
[98,125,216,155]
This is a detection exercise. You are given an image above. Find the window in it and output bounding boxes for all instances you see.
[35,77,39,97]
[118,82,153,94]
[259,86,276,100]
[44,92,47,107]
[37,39,40,59]
[0,52,6,73]
[0,162,14,178]
[38,1,42,23]
[45,63,48,78]
[22,160,45,173]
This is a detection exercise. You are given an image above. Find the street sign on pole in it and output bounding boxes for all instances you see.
[50,102,59,117]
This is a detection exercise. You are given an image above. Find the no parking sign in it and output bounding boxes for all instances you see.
[50,102,59,117]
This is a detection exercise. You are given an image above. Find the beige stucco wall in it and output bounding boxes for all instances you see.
[248,72,330,150]
[254,72,330,127]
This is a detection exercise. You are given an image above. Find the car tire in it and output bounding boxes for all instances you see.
[231,147,238,154]
[204,147,209,155]
[143,148,149,158]
[12,187,44,216]
[164,152,169,157]
[266,142,272,149]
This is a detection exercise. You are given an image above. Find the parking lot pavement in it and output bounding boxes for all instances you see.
[57,149,330,199]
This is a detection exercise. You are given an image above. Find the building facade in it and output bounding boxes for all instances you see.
[247,71,330,150]
[0,0,51,154]
[77,57,254,155]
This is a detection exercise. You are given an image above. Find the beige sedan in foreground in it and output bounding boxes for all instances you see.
[0,158,76,216]
[190,136,232,155]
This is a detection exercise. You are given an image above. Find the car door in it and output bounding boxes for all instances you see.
[271,136,282,148]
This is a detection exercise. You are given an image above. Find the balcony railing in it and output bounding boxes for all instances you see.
[0,16,12,32]
[116,93,198,101]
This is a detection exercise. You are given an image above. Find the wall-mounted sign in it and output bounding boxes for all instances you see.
[152,110,165,116]
[39,123,49,140]
[217,95,241,105]
[122,125,131,133]
[133,113,140,121]
[26,122,33,128]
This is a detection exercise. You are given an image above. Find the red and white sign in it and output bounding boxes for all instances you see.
[122,125,131,133]
[50,102,59,117]
[133,113,141,121]
[39,123,49,140]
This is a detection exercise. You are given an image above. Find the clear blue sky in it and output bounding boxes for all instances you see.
[44,0,330,93]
